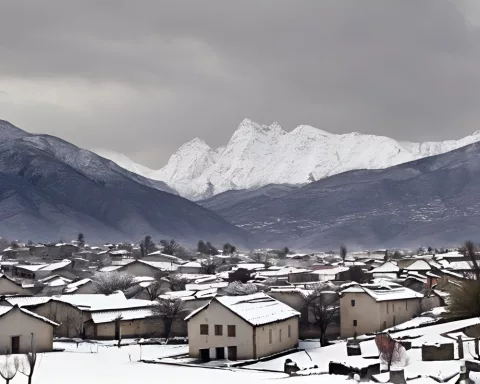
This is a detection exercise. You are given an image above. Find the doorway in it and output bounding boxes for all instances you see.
[11,336,20,354]
[216,347,225,359]
[200,348,210,362]
[227,346,237,361]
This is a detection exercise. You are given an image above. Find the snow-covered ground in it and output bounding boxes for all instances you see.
[4,341,287,384]
[6,316,480,383]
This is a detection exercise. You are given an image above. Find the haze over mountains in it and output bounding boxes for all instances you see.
[0,119,249,245]
[96,118,480,201]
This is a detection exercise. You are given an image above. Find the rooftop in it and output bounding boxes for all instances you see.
[186,292,300,326]
[341,282,423,302]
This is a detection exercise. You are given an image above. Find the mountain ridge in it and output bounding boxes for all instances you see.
[201,141,480,250]
[94,118,480,200]
[0,119,250,245]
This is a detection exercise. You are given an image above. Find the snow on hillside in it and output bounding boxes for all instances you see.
[94,119,480,200]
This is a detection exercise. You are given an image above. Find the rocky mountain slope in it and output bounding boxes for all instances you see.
[96,119,480,201]
[201,142,480,250]
[0,119,249,245]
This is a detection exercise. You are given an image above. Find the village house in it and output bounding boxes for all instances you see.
[0,274,35,296]
[177,261,203,274]
[84,308,159,339]
[368,261,400,280]
[2,246,30,260]
[100,260,176,277]
[0,304,58,354]
[4,291,156,339]
[339,281,423,338]
[144,251,183,264]
[185,292,300,361]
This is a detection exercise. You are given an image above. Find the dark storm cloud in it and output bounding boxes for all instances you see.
[1,0,479,167]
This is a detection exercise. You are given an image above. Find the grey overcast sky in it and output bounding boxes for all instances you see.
[1,0,480,167]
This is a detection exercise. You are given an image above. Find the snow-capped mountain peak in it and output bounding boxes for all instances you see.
[95,118,480,201]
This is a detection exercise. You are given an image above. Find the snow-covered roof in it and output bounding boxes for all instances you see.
[404,260,431,271]
[0,305,59,326]
[185,292,300,326]
[4,296,52,307]
[15,264,48,271]
[39,275,73,286]
[56,292,156,311]
[313,266,349,275]
[90,308,154,324]
[369,261,399,274]
[139,260,178,271]
[185,282,229,291]
[67,278,92,289]
[446,260,474,270]
[41,259,72,271]
[179,261,201,268]
[109,250,130,255]
[234,263,265,271]
[341,282,423,302]
[99,265,123,272]
[6,291,155,312]
[269,287,312,297]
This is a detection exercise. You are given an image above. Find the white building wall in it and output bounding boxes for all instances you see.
[0,308,54,354]
[254,316,299,358]
[187,301,254,360]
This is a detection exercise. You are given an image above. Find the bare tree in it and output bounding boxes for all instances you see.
[447,279,480,318]
[200,258,220,274]
[375,333,406,371]
[340,245,347,263]
[77,233,85,247]
[151,298,187,342]
[168,273,188,291]
[303,285,340,346]
[222,243,236,255]
[19,334,36,384]
[250,252,264,263]
[144,281,166,301]
[223,281,257,296]
[464,240,480,282]
[92,271,136,295]
[140,235,156,258]
[0,350,19,384]
[160,239,180,256]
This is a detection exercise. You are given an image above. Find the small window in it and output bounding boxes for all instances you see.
[279,329,282,342]
[228,325,236,337]
[288,325,291,338]
[406,301,408,310]
[269,329,273,344]
[351,299,355,307]
[214,325,223,336]
[392,303,395,312]
[200,324,208,335]
[353,320,357,327]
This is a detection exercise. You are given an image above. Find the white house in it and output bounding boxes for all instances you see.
[185,292,300,361]
[0,304,58,354]
[339,281,423,338]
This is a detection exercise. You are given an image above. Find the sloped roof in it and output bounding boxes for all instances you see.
[0,305,58,326]
[369,261,399,274]
[90,308,154,324]
[39,259,72,271]
[341,282,423,302]
[404,260,431,271]
[6,291,155,312]
[185,292,300,326]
